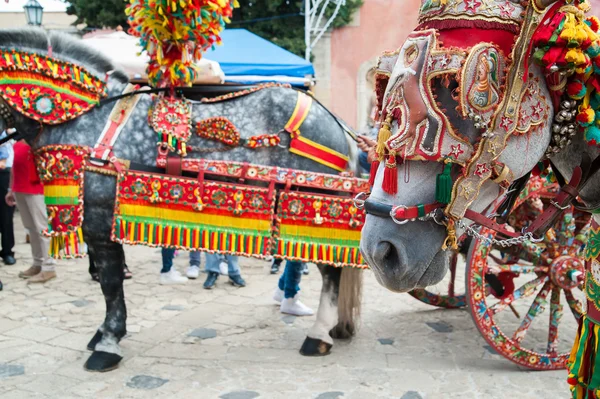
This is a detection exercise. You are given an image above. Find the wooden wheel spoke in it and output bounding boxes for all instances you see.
[489,275,549,315]
[487,264,548,275]
[547,287,563,354]
[512,281,552,343]
[564,290,584,320]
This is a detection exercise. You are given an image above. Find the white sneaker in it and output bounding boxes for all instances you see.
[186,266,200,279]
[273,288,284,303]
[280,296,314,316]
[159,269,188,285]
[219,261,229,276]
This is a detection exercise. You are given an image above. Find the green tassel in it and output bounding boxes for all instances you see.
[435,162,453,204]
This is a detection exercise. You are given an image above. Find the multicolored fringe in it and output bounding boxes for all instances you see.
[112,171,275,257]
[35,145,89,259]
[274,192,367,268]
[126,0,238,88]
[568,315,600,398]
[569,220,600,397]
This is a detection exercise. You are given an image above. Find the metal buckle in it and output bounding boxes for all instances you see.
[550,200,570,211]
[353,192,368,209]
[390,205,409,225]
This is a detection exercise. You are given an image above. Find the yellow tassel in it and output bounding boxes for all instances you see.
[442,220,459,251]
[376,115,393,158]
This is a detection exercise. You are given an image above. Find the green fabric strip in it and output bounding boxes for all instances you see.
[417,204,426,218]
[571,320,591,381]
[45,196,79,206]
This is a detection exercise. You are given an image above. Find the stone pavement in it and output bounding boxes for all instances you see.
[0,216,570,398]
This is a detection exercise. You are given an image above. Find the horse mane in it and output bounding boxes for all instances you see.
[0,28,129,83]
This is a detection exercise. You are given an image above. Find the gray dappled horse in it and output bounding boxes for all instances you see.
[360,0,600,292]
[0,29,362,372]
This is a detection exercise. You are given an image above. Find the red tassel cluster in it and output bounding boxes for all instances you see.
[368,160,380,187]
[382,154,398,195]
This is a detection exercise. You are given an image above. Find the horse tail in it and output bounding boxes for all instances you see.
[332,266,363,339]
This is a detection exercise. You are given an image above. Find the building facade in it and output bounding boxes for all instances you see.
[312,0,421,131]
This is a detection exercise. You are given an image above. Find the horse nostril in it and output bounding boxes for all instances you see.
[381,241,400,270]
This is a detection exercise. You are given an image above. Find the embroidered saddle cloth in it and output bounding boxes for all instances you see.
[0,48,107,125]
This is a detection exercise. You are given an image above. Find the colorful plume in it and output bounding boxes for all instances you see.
[126,0,239,88]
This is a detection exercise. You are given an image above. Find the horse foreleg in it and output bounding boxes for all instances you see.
[84,240,127,372]
[300,265,363,356]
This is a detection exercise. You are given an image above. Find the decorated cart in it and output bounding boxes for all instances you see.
[408,170,590,370]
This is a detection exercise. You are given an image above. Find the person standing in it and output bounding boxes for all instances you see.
[0,131,15,265]
[5,140,56,283]
[204,253,246,289]
[159,248,189,284]
[273,261,313,316]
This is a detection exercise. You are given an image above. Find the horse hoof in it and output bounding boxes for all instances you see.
[299,336,332,357]
[84,351,122,372]
[86,330,103,351]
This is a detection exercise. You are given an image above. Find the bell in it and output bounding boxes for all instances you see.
[552,124,561,133]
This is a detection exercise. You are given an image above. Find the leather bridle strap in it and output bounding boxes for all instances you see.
[364,200,441,221]
[464,209,520,238]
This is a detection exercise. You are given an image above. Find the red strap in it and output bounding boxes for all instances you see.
[464,209,519,238]
[392,202,441,220]
[166,156,182,176]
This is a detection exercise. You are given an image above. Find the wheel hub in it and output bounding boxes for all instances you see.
[550,255,584,290]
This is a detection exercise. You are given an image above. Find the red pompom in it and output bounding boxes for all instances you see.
[588,16,600,33]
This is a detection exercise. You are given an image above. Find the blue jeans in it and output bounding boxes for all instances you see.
[205,253,240,277]
[278,261,303,299]
[359,151,371,174]
[161,248,201,273]
[189,251,201,267]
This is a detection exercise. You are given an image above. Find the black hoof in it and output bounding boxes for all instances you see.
[84,351,122,372]
[299,336,332,357]
[329,322,355,340]
[87,330,103,351]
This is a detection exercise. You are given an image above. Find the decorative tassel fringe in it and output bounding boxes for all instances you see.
[376,115,393,158]
[48,228,86,259]
[114,217,271,256]
[369,160,380,187]
[568,315,600,398]
[275,239,365,267]
[435,161,453,204]
[442,219,459,250]
[382,153,398,195]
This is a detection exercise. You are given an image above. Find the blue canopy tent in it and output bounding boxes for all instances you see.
[207,29,315,87]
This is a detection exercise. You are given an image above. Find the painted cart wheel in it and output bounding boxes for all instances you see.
[409,251,467,309]
[466,199,590,370]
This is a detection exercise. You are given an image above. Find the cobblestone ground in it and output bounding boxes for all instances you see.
[0,216,570,398]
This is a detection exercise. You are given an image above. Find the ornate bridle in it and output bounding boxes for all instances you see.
[357,0,600,249]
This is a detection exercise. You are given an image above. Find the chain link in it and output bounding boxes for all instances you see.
[458,220,544,248]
